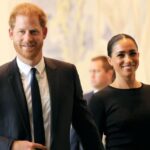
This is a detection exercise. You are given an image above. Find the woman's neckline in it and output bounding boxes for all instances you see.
[108,82,143,90]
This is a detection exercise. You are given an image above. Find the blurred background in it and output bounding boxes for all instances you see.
[1,0,150,92]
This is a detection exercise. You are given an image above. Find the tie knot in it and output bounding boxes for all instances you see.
[31,68,37,76]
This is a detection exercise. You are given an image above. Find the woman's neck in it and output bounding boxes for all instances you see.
[110,74,142,89]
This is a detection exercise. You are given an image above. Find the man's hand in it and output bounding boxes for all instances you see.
[11,140,47,150]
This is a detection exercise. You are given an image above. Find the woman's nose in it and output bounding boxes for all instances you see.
[124,55,132,63]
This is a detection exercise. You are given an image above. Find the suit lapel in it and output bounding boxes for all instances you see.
[44,58,60,145]
[8,59,31,140]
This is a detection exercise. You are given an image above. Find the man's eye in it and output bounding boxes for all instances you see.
[117,54,124,58]
[31,30,38,35]
[90,70,96,73]
[19,30,25,34]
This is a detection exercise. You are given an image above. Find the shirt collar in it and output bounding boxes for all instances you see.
[16,57,45,76]
[93,88,100,93]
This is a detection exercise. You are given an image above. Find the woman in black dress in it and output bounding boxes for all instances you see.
[89,33,150,150]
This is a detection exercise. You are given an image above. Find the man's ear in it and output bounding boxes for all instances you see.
[43,27,47,39]
[9,28,13,39]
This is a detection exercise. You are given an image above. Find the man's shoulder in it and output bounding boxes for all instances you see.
[44,57,75,70]
[83,91,93,102]
[84,91,93,98]
[0,60,14,77]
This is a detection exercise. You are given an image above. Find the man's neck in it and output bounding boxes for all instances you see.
[17,54,42,67]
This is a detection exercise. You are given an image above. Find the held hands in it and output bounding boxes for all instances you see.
[11,140,47,150]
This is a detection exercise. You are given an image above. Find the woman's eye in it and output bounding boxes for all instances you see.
[129,52,137,57]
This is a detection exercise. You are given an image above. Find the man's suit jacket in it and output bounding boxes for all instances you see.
[83,92,94,104]
[0,58,103,150]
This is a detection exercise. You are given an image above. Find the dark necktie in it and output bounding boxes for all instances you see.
[30,68,45,145]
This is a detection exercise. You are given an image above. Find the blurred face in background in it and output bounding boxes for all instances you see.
[89,60,113,91]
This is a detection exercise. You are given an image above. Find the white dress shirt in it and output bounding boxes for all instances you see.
[16,57,51,149]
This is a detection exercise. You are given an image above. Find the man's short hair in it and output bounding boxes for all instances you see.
[91,55,115,81]
[91,56,113,72]
[9,2,47,29]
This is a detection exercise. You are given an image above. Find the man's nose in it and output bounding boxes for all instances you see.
[23,31,33,41]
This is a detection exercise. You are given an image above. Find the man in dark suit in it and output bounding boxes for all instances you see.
[70,56,114,150]
[0,3,104,150]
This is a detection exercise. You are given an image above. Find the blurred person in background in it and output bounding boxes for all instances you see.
[70,56,114,150]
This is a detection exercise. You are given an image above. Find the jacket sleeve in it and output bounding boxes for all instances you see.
[70,127,80,150]
[71,65,104,150]
[88,92,106,140]
[0,137,14,150]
